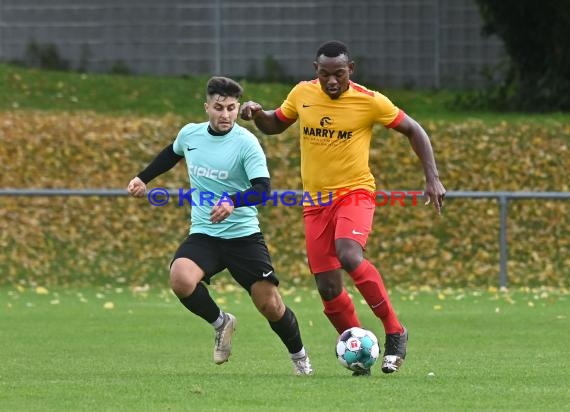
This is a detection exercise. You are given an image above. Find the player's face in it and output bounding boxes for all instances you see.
[313,54,354,99]
[204,95,240,133]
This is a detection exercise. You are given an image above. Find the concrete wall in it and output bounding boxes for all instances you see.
[0,0,506,88]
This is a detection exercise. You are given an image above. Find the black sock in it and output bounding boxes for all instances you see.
[268,306,304,355]
[178,282,220,323]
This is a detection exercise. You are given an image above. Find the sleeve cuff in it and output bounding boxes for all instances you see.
[275,108,296,123]
[386,109,406,128]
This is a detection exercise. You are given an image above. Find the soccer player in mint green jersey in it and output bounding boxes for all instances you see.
[127,77,312,375]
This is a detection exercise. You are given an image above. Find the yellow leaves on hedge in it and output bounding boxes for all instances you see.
[0,111,185,188]
[0,112,569,287]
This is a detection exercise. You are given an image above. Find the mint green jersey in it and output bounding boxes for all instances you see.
[173,122,270,239]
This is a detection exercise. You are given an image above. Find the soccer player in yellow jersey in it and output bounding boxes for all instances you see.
[241,40,446,375]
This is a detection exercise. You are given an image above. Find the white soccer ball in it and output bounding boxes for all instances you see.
[336,327,380,372]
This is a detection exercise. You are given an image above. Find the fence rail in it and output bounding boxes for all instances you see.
[2,189,569,288]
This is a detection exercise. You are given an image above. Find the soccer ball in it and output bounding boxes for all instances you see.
[336,327,380,372]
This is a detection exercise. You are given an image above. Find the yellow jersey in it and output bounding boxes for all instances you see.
[275,80,404,202]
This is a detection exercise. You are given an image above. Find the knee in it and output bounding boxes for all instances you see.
[337,248,363,272]
[251,283,284,321]
[169,266,197,298]
[257,298,283,321]
[315,276,342,301]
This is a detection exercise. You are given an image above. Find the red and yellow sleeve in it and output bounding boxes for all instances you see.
[275,84,300,123]
[373,92,405,128]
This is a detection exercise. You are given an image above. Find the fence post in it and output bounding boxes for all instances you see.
[214,0,222,75]
[0,0,4,62]
[499,195,508,288]
[433,0,441,89]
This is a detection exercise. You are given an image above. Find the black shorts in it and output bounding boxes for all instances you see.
[172,232,279,293]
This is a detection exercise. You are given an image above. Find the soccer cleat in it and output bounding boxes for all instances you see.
[381,326,408,373]
[352,368,371,377]
[213,313,237,364]
[292,355,313,375]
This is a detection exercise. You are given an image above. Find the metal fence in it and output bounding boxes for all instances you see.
[2,188,568,288]
[0,0,505,88]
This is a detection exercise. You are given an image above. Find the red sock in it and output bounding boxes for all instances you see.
[322,288,361,334]
[349,260,403,335]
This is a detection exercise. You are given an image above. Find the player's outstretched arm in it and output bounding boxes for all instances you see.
[240,101,292,135]
[127,144,183,198]
[393,115,446,214]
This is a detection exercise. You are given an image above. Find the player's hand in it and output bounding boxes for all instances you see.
[127,177,146,198]
[240,101,263,121]
[424,177,446,215]
[210,202,235,223]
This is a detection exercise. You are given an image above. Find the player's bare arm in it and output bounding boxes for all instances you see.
[240,101,291,135]
[393,115,446,214]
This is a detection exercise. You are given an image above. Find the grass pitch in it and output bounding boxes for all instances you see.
[1,285,568,411]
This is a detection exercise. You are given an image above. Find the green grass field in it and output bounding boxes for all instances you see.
[1,285,568,411]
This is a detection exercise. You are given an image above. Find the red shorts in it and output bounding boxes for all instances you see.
[303,190,375,273]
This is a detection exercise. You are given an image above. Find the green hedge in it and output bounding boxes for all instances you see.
[1,112,568,288]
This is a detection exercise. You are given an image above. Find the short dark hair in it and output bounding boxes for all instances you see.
[315,40,351,60]
[206,76,243,99]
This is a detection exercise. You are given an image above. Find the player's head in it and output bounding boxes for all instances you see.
[205,76,243,133]
[313,40,354,99]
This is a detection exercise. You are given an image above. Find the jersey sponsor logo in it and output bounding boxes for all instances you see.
[320,116,332,127]
[189,165,229,180]
[351,229,364,235]
[187,147,197,151]
[302,104,312,108]
[302,126,353,140]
